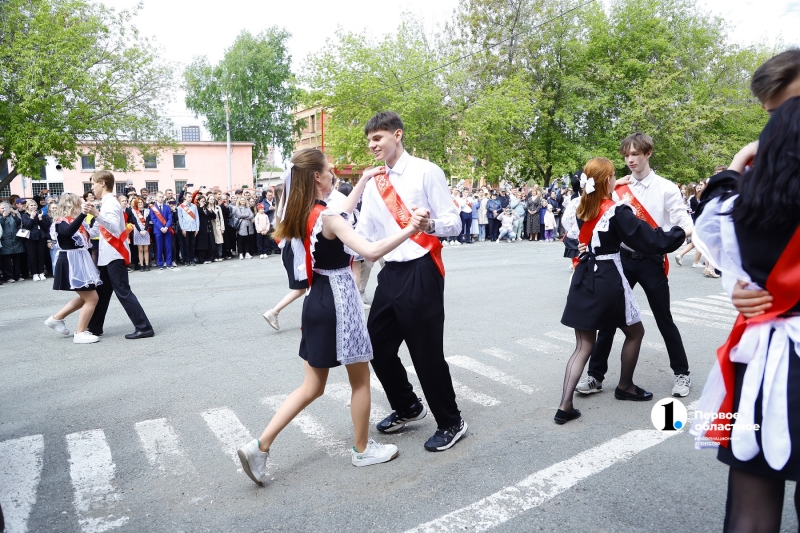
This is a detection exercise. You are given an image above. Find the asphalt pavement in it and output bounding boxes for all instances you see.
[1,240,797,533]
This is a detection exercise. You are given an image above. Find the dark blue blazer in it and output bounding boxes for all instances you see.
[150,203,172,232]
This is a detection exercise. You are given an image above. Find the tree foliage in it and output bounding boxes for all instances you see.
[0,0,175,188]
[183,29,298,163]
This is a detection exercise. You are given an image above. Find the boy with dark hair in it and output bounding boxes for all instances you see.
[356,110,468,452]
[750,48,800,113]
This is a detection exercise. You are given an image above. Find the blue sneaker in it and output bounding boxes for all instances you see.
[376,399,427,433]
[424,419,467,452]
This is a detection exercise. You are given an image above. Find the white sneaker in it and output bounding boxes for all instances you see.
[32,274,40,281]
[245,253,252,259]
[455,241,462,246]
[237,439,269,486]
[263,309,280,331]
[73,331,99,344]
[575,376,603,394]
[239,254,244,260]
[672,374,691,397]
[363,302,371,310]
[351,438,398,467]
[45,316,71,336]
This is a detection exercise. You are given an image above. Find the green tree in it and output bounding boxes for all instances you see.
[183,29,298,163]
[302,19,454,172]
[0,0,175,190]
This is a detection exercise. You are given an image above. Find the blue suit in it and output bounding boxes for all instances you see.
[150,202,173,267]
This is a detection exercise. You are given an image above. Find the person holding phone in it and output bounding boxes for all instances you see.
[20,200,50,281]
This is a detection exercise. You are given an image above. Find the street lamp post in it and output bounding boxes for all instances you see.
[224,73,235,192]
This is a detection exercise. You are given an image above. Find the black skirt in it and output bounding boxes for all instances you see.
[717,343,800,481]
[298,274,340,369]
[563,237,580,259]
[282,243,309,290]
[52,253,96,292]
[561,259,628,330]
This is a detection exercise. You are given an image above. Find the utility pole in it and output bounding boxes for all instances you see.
[224,73,235,192]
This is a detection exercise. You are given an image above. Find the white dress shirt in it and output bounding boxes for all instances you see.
[356,150,461,262]
[617,170,693,252]
[96,192,130,266]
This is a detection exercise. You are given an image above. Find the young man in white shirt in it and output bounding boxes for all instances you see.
[577,133,694,397]
[356,111,467,451]
[84,171,154,339]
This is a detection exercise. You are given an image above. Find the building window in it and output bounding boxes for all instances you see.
[32,182,49,196]
[143,154,157,169]
[81,155,95,170]
[174,180,187,191]
[310,114,316,132]
[145,181,159,193]
[0,158,9,181]
[83,182,92,194]
[0,184,11,198]
[115,182,127,196]
[173,154,186,169]
[48,183,64,195]
[181,126,200,142]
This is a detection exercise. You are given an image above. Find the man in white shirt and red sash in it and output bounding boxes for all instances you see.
[577,133,694,397]
[356,111,468,451]
[84,171,154,339]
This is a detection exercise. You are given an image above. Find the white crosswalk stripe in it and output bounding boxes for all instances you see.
[65,429,129,533]
[704,295,735,306]
[325,382,385,425]
[544,330,574,344]
[134,418,195,475]
[672,300,738,317]
[262,396,349,456]
[642,309,730,330]
[545,330,665,352]
[201,407,259,472]
[516,338,563,354]
[481,347,517,361]
[446,356,538,395]
[405,365,501,407]
[0,434,44,533]
[666,305,734,323]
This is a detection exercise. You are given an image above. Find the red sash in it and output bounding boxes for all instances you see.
[373,171,445,277]
[303,203,327,287]
[134,209,147,228]
[180,204,196,220]
[616,184,669,276]
[100,225,132,264]
[572,199,615,267]
[60,217,90,243]
[706,223,800,446]
[150,206,174,235]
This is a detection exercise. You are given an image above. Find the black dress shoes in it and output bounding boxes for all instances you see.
[614,386,653,401]
[554,408,581,425]
[125,329,155,340]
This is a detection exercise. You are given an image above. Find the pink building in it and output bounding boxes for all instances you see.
[5,140,254,199]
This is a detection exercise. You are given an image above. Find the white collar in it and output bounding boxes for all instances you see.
[632,170,655,188]
[386,150,410,175]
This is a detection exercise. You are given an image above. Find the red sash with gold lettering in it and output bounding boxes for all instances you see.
[572,199,614,267]
[616,184,669,276]
[303,203,327,287]
[373,171,445,277]
[150,206,174,235]
[100,225,132,264]
[705,223,800,446]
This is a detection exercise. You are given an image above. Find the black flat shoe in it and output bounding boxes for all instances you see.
[554,408,581,425]
[125,329,155,340]
[614,386,653,401]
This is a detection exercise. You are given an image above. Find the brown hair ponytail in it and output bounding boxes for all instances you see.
[272,148,328,241]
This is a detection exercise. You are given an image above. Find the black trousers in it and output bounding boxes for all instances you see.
[182,232,196,264]
[25,238,48,275]
[1,253,23,281]
[588,251,690,381]
[488,218,501,241]
[256,233,270,254]
[367,254,461,429]
[236,234,251,255]
[88,259,152,334]
[459,212,472,243]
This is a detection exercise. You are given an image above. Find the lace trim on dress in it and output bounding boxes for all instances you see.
[562,197,581,240]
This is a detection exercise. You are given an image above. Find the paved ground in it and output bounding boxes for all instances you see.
[1,241,797,533]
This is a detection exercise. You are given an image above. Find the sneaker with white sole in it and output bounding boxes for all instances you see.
[73,331,99,344]
[245,253,252,259]
[424,419,468,452]
[351,438,399,467]
[237,439,269,486]
[672,374,691,397]
[263,310,280,331]
[239,254,244,260]
[575,376,603,394]
[376,399,427,433]
[45,316,71,336]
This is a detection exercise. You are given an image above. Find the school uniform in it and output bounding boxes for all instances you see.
[150,202,173,267]
[177,202,199,265]
[51,214,102,292]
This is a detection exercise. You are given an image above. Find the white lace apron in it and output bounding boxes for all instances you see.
[50,222,103,290]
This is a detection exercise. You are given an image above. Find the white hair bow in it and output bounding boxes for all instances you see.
[579,173,596,194]
[276,162,294,220]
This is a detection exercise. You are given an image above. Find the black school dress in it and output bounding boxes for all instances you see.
[52,214,102,292]
[298,216,353,369]
[561,203,685,330]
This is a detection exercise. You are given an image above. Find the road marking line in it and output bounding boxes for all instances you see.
[705,295,735,305]
[135,418,194,475]
[65,429,129,533]
[516,338,563,354]
[446,356,537,395]
[692,296,735,308]
[405,402,697,533]
[0,435,44,533]
[544,331,574,344]
[546,329,667,353]
[406,365,500,407]
[673,301,737,317]
[325,382,385,425]
[262,396,348,457]
[201,407,265,472]
[481,348,517,362]
[642,309,730,330]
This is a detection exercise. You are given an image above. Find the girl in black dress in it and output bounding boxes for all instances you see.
[557,157,685,424]
[43,193,102,344]
[562,170,583,267]
[691,97,800,531]
[238,148,426,485]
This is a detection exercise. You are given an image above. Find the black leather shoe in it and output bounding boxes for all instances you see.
[554,408,581,425]
[614,386,653,401]
[125,329,155,340]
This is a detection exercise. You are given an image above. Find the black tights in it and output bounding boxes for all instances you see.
[559,323,645,411]
[724,467,799,533]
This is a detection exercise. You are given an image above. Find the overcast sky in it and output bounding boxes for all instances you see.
[101,0,800,154]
